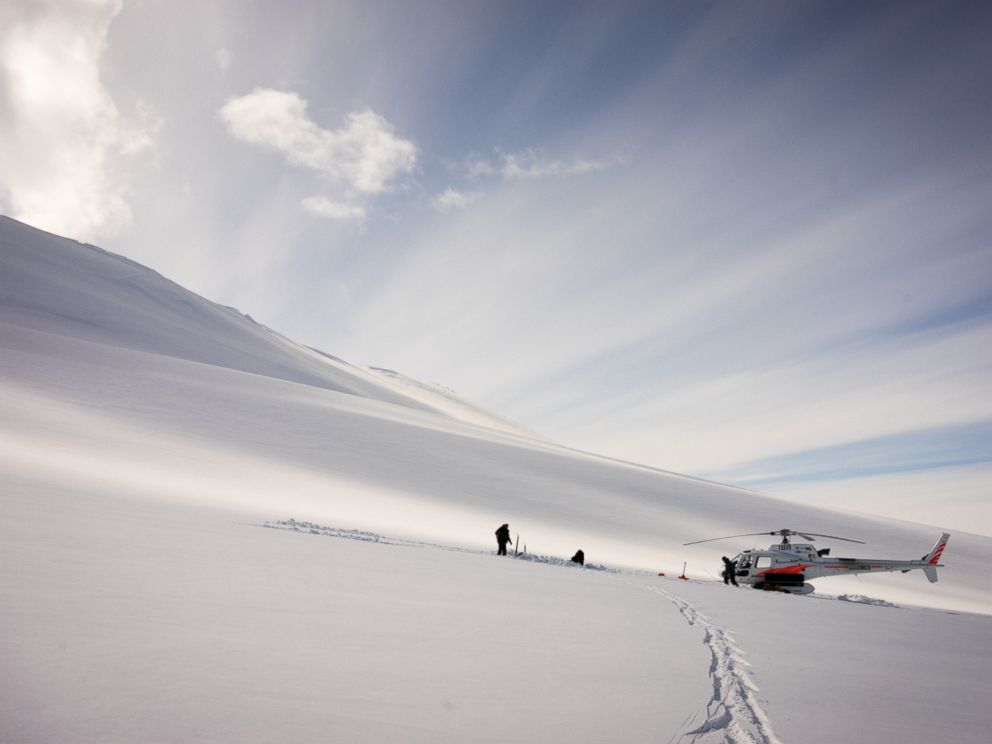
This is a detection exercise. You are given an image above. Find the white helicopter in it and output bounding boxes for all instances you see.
[684,528,950,595]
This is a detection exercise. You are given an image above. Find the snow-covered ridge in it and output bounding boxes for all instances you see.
[0,215,532,436]
[363,363,547,440]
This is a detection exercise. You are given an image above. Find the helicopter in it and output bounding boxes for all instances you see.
[684,528,950,595]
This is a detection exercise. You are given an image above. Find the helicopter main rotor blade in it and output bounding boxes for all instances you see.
[797,532,866,544]
[683,532,778,546]
[684,529,867,546]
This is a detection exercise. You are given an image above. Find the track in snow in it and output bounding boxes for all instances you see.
[644,584,781,744]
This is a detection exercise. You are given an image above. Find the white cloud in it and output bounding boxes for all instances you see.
[456,148,618,182]
[0,0,157,240]
[220,88,417,195]
[301,196,366,222]
[499,148,617,179]
[432,188,482,212]
[463,158,498,179]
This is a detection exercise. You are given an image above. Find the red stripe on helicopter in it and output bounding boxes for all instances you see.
[930,545,945,564]
[755,564,812,576]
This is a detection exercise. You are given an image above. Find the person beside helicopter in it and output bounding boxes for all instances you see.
[721,555,738,586]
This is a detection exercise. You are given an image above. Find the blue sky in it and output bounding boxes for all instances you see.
[2,0,991,533]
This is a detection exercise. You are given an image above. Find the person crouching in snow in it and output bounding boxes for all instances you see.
[570,549,585,566]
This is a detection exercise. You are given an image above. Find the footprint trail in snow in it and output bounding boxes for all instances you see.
[644,584,781,744]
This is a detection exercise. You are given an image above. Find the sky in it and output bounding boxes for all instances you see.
[1,0,991,534]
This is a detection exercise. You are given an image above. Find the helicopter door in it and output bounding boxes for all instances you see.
[736,554,752,576]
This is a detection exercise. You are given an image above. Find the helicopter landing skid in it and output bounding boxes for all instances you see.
[753,581,814,595]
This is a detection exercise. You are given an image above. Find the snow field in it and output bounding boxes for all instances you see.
[1,484,713,744]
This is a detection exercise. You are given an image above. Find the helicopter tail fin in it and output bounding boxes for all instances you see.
[920,533,950,583]
[923,533,950,565]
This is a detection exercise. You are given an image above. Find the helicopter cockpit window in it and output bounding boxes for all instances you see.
[736,554,751,569]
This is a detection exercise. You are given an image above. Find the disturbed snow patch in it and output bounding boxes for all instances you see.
[836,594,901,608]
[265,518,385,543]
[263,519,614,570]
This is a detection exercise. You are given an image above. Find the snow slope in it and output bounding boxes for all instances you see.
[0,216,527,437]
[2,216,991,742]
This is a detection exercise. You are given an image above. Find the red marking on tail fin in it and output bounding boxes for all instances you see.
[926,534,950,565]
[929,544,945,565]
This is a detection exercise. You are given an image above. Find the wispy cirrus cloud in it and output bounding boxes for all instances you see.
[448,148,620,182]
[432,148,617,214]
[499,148,619,179]
[0,0,158,241]
[431,188,482,212]
[220,88,417,220]
[301,196,367,222]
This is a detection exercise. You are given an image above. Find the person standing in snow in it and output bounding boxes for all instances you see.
[495,523,512,556]
[570,549,585,566]
[722,556,738,586]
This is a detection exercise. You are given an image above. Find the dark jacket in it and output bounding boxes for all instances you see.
[495,524,511,544]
